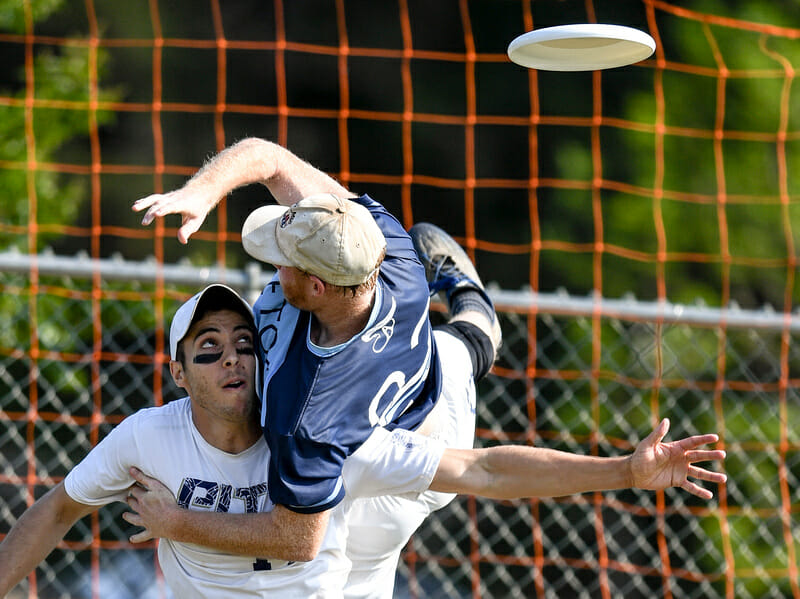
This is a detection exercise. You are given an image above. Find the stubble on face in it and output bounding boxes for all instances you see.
[277,265,314,310]
[181,310,258,425]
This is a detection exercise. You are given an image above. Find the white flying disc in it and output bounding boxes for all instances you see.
[507,24,656,71]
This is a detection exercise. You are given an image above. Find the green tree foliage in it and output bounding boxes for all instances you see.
[0,0,121,425]
[0,0,119,252]
[0,0,62,31]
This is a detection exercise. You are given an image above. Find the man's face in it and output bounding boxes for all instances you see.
[276,264,315,309]
[172,309,258,425]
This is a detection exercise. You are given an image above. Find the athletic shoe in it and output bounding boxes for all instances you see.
[409,222,501,348]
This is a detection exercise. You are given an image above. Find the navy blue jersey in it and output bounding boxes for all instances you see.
[253,195,441,513]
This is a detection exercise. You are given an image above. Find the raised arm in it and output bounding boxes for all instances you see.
[123,467,329,562]
[0,482,95,597]
[430,418,726,500]
[132,137,355,243]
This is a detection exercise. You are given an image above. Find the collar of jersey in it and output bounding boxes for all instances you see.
[307,283,383,357]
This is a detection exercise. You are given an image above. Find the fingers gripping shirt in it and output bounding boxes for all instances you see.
[65,398,272,513]
[254,195,442,513]
[63,398,356,597]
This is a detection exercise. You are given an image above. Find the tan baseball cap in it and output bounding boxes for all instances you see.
[241,194,387,286]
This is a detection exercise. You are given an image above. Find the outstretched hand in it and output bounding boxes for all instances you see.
[122,467,181,543]
[630,418,726,499]
[132,186,217,244]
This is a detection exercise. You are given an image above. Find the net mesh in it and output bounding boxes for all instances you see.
[1,0,799,597]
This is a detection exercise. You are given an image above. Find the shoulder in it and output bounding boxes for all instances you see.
[114,397,191,435]
[132,396,189,420]
[353,195,409,243]
[349,194,382,211]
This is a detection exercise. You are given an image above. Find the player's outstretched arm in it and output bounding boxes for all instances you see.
[123,467,328,562]
[430,418,726,500]
[0,482,95,597]
[132,137,354,244]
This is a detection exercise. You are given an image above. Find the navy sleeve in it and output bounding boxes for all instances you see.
[268,433,346,514]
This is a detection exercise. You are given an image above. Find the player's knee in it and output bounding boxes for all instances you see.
[434,320,495,380]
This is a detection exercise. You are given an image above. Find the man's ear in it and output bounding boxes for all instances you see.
[170,360,188,391]
[307,274,326,297]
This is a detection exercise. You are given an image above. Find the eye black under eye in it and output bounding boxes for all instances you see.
[193,352,223,364]
[192,348,254,364]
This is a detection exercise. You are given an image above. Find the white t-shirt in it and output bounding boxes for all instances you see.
[63,397,445,598]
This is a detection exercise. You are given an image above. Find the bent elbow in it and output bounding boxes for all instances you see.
[286,537,323,563]
[292,548,318,563]
[269,504,329,562]
[281,523,326,563]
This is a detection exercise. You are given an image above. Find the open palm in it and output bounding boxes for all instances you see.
[630,418,727,499]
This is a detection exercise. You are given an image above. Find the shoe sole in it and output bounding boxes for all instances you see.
[410,223,502,351]
[409,223,485,292]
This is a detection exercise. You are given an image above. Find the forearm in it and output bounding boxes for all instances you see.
[432,446,633,499]
[162,504,328,562]
[186,138,280,201]
[188,137,354,207]
[0,483,93,595]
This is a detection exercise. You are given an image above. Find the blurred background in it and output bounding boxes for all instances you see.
[1,0,799,597]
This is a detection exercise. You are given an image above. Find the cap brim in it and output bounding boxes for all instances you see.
[241,204,294,266]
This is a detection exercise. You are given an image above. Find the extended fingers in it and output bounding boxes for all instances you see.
[132,195,168,225]
[132,194,161,212]
[675,433,720,451]
[641,418,670,448]
[142,202,171,226]
[132,193,181,225]
[681,479,714,500]
[681,465,727,500]
[684,447,727,487]
[133,189,210,243]
[177,218,202,245]
[685,449,726,463]
[688,465,727,485]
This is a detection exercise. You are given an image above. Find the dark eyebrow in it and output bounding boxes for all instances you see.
[192,323,253,342]
[192,326,221,341]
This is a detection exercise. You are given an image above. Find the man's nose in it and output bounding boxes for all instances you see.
[222,345,240,366]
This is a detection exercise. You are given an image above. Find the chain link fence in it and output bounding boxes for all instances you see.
[1,252,798,598]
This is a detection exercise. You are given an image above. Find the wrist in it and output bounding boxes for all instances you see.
[624,454,636,489]
[162,502,188,541]
[185,170,225,202]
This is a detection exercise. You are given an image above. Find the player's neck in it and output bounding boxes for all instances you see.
[191,410,262,454]
[210,427,261,454]
[309,289,375,347]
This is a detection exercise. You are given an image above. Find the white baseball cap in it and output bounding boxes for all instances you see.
[169,284,255,360]
[241,194,387,287]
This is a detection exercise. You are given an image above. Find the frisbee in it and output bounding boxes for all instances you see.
[507,24,656,71]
